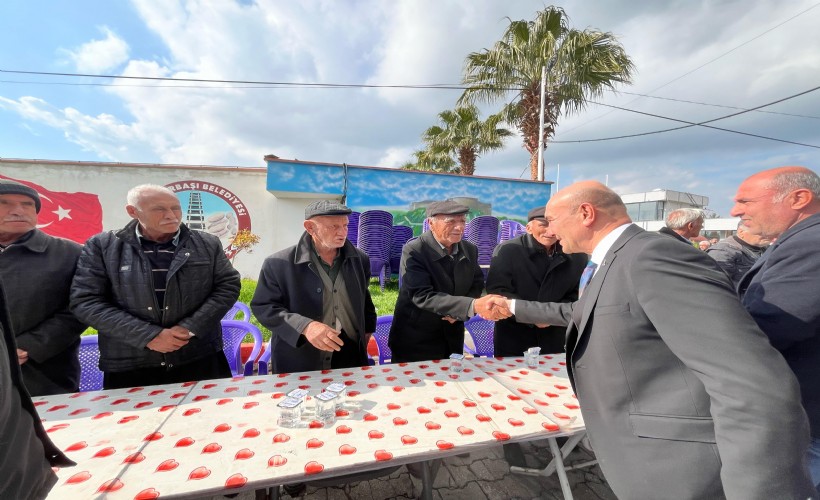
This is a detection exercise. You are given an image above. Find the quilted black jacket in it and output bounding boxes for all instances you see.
[70,220,240,372]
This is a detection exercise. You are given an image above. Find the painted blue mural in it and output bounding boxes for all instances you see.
[266,158,552,234]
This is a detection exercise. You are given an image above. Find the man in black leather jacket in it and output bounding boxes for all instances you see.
[71,184,240,389]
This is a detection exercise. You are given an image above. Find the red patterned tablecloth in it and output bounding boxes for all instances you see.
[39,357,582,499]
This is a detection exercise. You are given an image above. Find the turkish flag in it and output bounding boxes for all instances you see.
[0,174,103,244]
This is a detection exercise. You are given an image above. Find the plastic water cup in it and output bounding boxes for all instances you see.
[449,353,465,373]
[277,397,303,428]
[524,347,541,369]
[314,391,337,426]
[325,382,346,410]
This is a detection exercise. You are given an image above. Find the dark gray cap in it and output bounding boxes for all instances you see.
[0,179,41,213]
[427,200,469,218]
[305,200,352,219]
[527,206,546,222]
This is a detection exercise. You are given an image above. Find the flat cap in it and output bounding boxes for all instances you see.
[527,206,546,222]
[0,179,41,213]
[305,200,352,219]
[427,200,469,218]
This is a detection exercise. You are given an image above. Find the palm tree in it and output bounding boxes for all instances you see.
[400,148,457,173]
[459,6,635,180]
[405,105,512,176]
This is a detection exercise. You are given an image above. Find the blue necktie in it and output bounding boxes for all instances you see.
[579,261,598,297]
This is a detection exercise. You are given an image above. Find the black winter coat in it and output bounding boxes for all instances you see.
[0,230,84,395]
[389,231,484,362]
[485,234,587,355]
[70,221,240,372]
[251,232,377,373]
[0,277,74,500]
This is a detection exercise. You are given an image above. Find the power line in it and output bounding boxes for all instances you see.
[614,90,820,120]
[0,69,477,90]
[559,2,820,136]
[551,84,820,147]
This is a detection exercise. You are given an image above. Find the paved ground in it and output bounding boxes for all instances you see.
[202,438,615,500]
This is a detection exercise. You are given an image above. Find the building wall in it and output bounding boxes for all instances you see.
[2,158,555,278]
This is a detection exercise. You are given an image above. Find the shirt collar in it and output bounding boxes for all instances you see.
[590,223,632,267]
[135,224,180,246]
[433,235,459,256]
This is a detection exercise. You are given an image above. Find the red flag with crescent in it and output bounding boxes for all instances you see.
[0,174,103,244]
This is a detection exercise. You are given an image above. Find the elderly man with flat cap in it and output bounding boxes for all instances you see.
[389,200,507,362]
[0,179,85,396]
[252,200,377,373]
[486,206,587,357]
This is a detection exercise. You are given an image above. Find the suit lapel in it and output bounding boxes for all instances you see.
[569,225,641,354]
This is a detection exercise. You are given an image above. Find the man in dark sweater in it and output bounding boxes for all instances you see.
[0,179,85,396]
[705,221,769,286]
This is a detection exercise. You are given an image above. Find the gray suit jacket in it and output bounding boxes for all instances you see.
[516,224,815,499]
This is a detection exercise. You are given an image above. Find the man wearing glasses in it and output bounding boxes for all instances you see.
[389,200,508,362]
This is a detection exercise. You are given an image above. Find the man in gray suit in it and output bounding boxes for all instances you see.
[493,181,816,499]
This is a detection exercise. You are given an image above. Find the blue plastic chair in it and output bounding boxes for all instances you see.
[463,316,494,358]
[223,301,251,322]
[373,315,393,365]
[78,335,104,392]
[221,320,263,377]
[253,339,272,375]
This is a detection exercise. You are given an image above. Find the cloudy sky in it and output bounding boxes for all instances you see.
[1,0,819,216]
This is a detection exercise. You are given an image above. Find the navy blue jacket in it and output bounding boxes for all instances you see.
[739,212,820,438]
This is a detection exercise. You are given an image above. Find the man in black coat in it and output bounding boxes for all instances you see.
[0,179,85,396]
[486,206,587,356]
[252,200,377,373]
[71,184,240,389]
[0,276,75,500]
[389,201,507,362]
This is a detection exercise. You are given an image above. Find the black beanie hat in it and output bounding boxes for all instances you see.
[0,179,41,213]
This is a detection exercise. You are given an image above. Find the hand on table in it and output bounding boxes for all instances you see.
[303,321,344,352]
[17,348,28,365]
[147,327,190,353]
[475,294,512,321]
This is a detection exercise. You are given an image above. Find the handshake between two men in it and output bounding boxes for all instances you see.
[474,294,513,322]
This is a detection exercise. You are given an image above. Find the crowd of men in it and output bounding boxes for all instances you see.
[0,165,818,499]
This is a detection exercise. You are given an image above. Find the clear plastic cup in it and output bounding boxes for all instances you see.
[449,353,465,372]
[314,391,337,426]
[277,397,303,428]
[325,382,346,410]
[524,347,541,369]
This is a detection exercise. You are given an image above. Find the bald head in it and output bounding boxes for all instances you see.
[544,181,631,254]
[730,166,819,239]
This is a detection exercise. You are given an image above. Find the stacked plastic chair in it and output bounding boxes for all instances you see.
[357,210,394,291]
[390,225,413,279]
[221,320,264,377]
[347,211,361,247]
[422,218,431,233]
[499,219,526,242]
[78,335,104,391]
[465,215,499,280]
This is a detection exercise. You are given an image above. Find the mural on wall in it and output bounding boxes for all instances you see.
[344,169,544,236]
[267,160,551,236]
[0,174,103,243]
[165,180,252,259]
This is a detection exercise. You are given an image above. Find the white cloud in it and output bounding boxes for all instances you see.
[61,26,130,73]
[2,0,819,217]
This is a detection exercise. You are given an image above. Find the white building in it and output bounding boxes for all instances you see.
[620,189,738,239]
